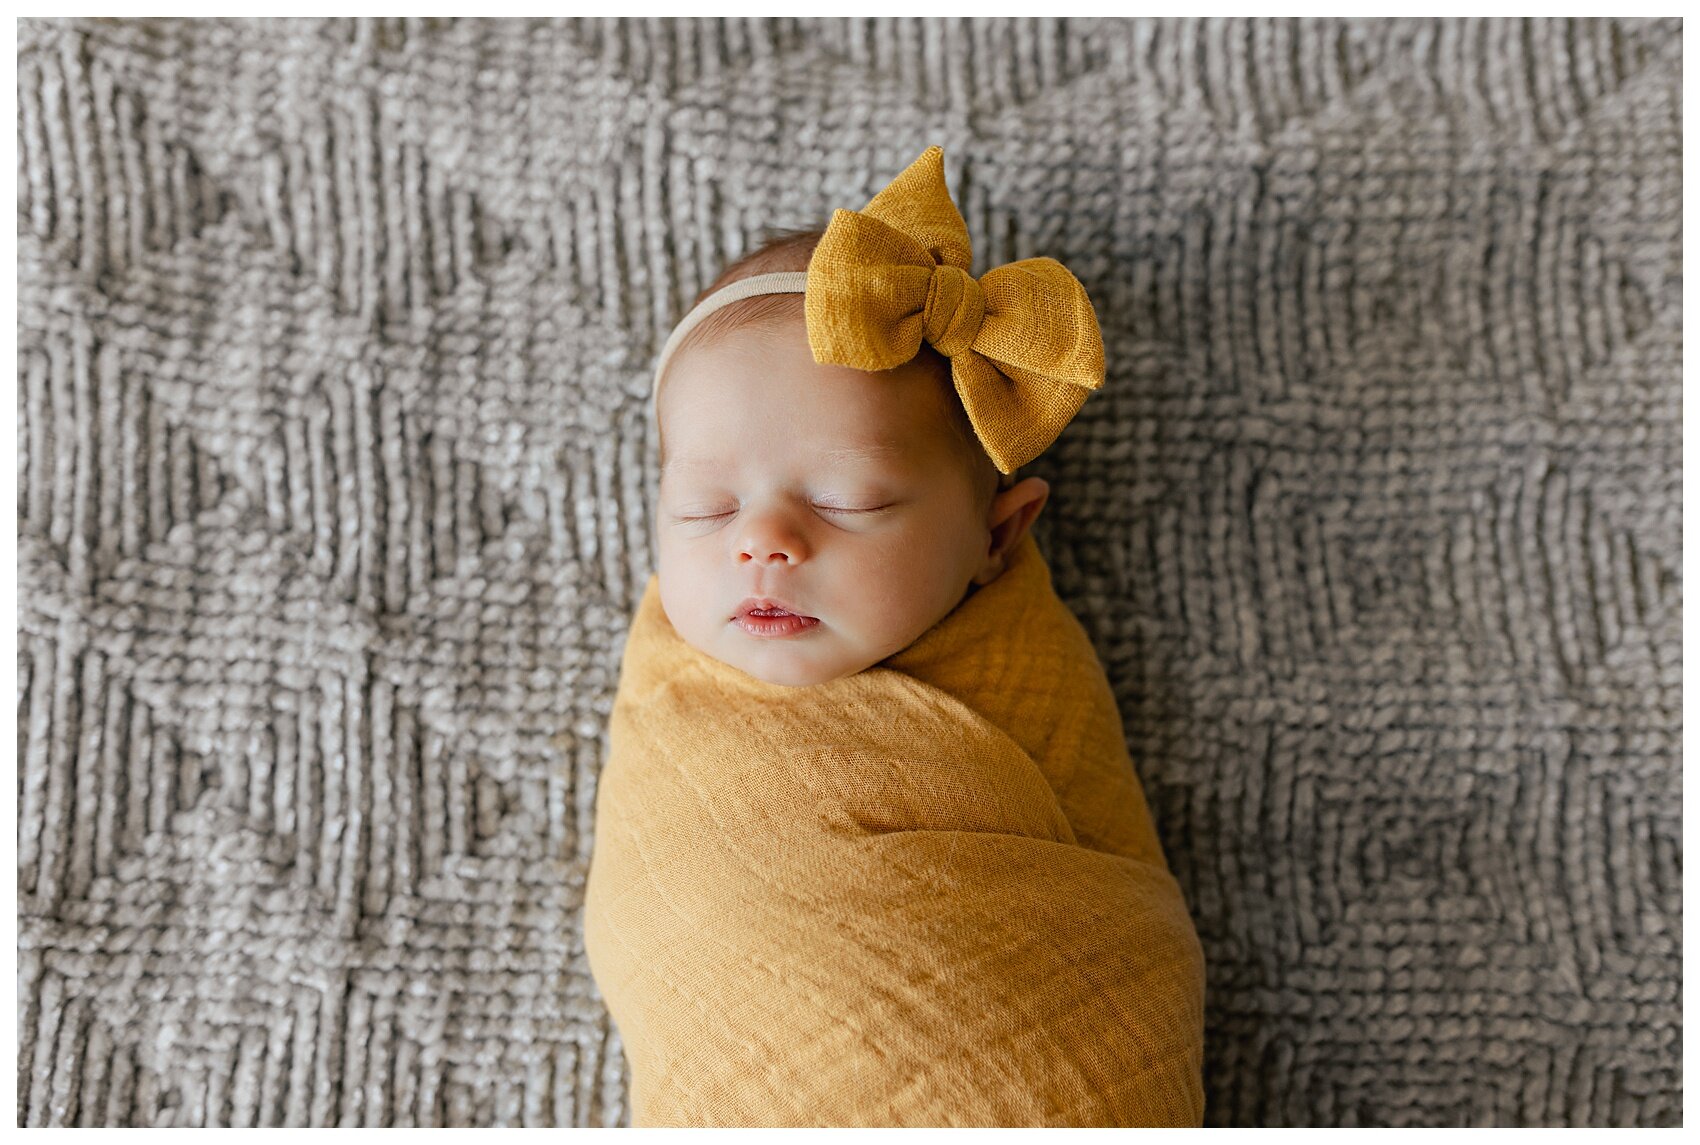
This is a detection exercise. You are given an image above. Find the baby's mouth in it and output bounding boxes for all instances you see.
[732,597,822,637]
[733,610,822,637]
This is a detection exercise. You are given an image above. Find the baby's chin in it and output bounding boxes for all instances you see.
[713,631,866,688]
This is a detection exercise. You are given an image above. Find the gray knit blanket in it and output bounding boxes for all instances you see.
[15,16,1681,1127]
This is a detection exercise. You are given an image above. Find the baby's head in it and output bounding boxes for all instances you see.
[653,227,1051,688]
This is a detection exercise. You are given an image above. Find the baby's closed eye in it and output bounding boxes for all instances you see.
[670,501,894,523]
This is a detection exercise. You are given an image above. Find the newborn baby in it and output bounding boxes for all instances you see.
[584,146,1206,1128]
[654,289,1048,687]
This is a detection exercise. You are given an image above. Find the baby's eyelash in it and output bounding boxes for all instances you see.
[678,504,883,521]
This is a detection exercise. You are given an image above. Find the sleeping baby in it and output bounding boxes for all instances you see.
[581,146,1207,1128]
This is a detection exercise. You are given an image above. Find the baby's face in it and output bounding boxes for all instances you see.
[655,318,1000,687]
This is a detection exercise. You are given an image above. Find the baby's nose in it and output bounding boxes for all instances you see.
[736,511,808,565]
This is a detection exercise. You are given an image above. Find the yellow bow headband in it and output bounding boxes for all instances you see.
[650,145,1105,474]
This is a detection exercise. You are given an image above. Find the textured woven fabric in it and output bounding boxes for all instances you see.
[14,15,1681,1128]
[584,534,1205,1126]
[804,144,1105,474]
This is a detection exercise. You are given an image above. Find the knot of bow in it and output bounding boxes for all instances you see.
[803,145,1105,474]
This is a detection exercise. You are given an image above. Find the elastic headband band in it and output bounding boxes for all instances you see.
[649,270,808,425]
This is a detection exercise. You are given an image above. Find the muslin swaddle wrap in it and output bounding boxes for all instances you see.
[582,531,1207,1126]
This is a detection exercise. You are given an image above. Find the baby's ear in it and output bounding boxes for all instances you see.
[974,477,1050,585]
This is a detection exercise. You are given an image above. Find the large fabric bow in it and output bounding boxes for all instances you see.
[803,145,1105,474]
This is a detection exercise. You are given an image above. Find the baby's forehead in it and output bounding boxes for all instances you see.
[656,328,965,475]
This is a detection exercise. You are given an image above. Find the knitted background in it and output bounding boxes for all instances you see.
[15,16,1681,1127]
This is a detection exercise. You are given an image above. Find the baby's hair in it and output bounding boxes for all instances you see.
[657,225,1017,514]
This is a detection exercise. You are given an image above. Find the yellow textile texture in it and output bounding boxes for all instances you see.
[804,145,1106,475]
[582,534,1206,1127]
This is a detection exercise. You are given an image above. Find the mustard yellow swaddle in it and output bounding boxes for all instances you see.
[582,531,1207,1126]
